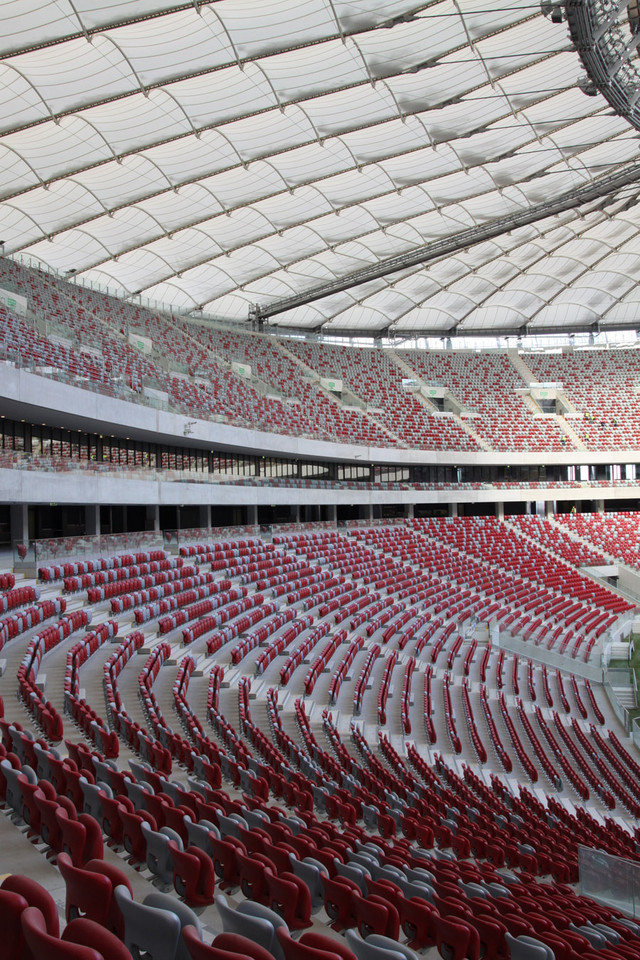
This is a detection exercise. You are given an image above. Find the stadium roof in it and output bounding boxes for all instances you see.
[2,0,640,338]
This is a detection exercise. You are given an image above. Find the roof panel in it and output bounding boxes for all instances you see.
[2,0,639,337]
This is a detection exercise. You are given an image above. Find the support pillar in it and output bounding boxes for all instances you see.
[85,504,100,537]
[404,504,415,519]
[596,499,605,514]
[10,504,28,545]
[246,505,258,526]
[495,502,504,521]
[448,502,458,518]
[146,505,160,532]
[327,504,337,525]
[545,500,554,518]
[361,504,373,521]
[198,504,211,530]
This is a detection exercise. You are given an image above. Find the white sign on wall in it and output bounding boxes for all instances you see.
[0,286,27,317]
[128,332,153,355]
[232,361,252,378]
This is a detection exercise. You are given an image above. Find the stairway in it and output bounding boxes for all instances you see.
[276,339,366,410]
[507,349,536,384]
[276,340,408,446]
[556,416,587,450]
[456,416,493,452]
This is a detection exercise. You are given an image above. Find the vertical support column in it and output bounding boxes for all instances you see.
[448,502,458,518]
[292,505,301,523]
[596,498,605,514]
[10,504,28,545]
[326,504,337,525]
[404,503,415,519]
[545,500,554,518]
[85,504,100,537]
[146,505,160,532]
[495,502,504,521]
[361,504,373,521]
[198,505,211,531]
[246,505,258,526]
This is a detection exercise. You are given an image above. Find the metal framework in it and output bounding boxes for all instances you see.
[568,0,640,124]
[250,163,640,326]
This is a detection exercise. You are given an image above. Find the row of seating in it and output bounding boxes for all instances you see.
[2,524,636,960]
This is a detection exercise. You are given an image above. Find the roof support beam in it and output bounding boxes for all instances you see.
[250,163,640,323]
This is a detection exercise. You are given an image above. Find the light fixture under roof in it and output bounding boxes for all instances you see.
[567,0,640,129]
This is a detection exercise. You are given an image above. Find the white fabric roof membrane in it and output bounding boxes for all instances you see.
[1,0,639,337]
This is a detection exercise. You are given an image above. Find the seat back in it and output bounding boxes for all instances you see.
[56,851,111,925]
[62,916,133,960]
[504,933,554,960]
[215,893,282,960]
[141,822,177,885]
[275,927,349,960]
[114,885,181,960]
[0,888,29,960]
[1,874,60,939]
[21,906,100,960]
[144,890,202,960]
[344,930,414,960]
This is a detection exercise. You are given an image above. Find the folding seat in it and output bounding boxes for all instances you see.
[287,817,317,860]
[33,794,67,857]
[504,934,554,959]
[237,850,274,904]
[119,807,155,866]
[57,852,113,925]
[434,914,480,960]
[59,917,132,960]
[171,843,216,907]
[63,766,89,810]
[114,886,182,960]
[33,743,56,784]
[185,816,219,857]
[275,927,356,960]
[99,794,129,846]
[397,895,438,950]
[19,905,109,960]
[344,930,419,960]
[163,804,191,844]
[215,893,285,960]
[82,859,132,938]
[289,855,327,909]
[1,760,35,820]
[336,861,369,895]
[141,822,182,885]
[48,754,69,796]
[124,779,151,813]
[183,926,275,960]
[353,892,399,941]
[471,914,508,960]
[210,834,245,890]
[56,807,103,866]
[143,790,171,829]
[237,824,272,857]
[322,874,359,931]
[502,914,537,938]
[265,870,313,930]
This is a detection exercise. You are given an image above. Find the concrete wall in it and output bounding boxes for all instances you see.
[2,467,640,510]
[3,364,640,467]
